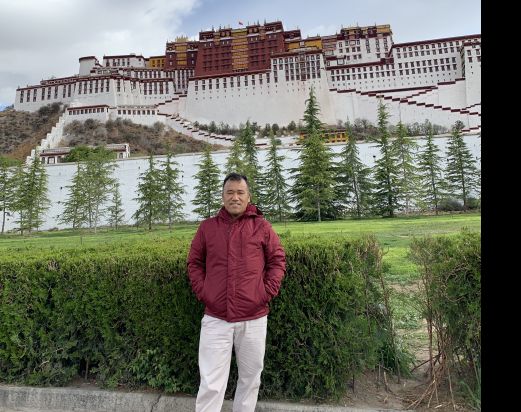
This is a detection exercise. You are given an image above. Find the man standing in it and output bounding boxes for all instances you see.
[188,173,286,412]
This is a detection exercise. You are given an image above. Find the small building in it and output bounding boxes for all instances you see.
[39,143,130,164]
[299,128,348,144]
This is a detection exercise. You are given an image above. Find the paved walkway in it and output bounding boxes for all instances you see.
[0,384,412,411]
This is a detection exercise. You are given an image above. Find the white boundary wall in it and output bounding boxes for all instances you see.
[3,135,481,232]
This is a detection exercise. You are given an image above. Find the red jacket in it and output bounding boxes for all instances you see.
[187,204,286,322]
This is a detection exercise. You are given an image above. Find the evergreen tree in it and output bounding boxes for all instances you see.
[0,157,18,234]
[224,133,246,176]
[193,145,222,219]
[371,100,401,217]
[16,152,50,234]
[106,182,125,229]
[475,155,481,210]
[240,121,262,205]
[160,152,185,229]
[291,87,336,221]
[59,162,89,229]
[262,123,271,137]
[392,121,420,214]
[133,154,164,230]
[263,133,291,222]
[82,148,117,232]
[417,124,445,215]
[444,121,479,209]
[335,134,374,219]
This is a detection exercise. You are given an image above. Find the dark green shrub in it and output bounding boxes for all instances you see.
[0,236,403,401]
[438,197,464,211]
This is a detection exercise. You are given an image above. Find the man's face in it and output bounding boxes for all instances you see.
[222,178,250,218]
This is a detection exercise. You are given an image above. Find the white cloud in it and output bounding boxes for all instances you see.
[301,24,340,38]
[0,0,200,105]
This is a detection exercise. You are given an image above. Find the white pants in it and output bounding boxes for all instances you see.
[195,314,268,412]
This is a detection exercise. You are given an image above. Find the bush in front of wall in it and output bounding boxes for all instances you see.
[0,235,404,401]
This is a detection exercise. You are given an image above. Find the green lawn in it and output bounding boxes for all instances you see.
[0,212,480,288]
[0,212,480,254]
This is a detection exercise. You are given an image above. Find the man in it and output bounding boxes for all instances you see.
[187,172,286,412]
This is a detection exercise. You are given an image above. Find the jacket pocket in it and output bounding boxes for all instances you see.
[261,287,270,305]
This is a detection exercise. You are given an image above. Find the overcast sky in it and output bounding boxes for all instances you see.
[0,0,481,107]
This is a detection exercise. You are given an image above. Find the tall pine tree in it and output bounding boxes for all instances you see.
[335,133,374,219]
[0,157,18,234]
[263,133,291,222]
[224,131,246,176]
[160,152,185,229]
[59,162,89,229]
[371,100,401,217]
[291,86,336,221]
[417,124,445,215]
[193,144,222,219]
[82,148,117,232]
[16,152,50,234]
[392,121,419,214]
[133,154,164,230]
[444,121,479,210]
[240,121,262,205]
[106,182,126,229]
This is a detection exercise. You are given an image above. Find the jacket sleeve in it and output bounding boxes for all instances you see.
[187,223,206,301]
[263,222,286,300]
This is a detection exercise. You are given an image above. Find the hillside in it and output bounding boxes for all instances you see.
[0,103,63,160]
[0,104,223,160]
[61,118,223,156]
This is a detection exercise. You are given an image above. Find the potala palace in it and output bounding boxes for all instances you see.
[14,21,481,159]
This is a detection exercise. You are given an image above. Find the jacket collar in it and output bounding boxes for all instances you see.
[217,204,262,222]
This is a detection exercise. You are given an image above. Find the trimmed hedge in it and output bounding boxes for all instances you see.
[1,235,395,401]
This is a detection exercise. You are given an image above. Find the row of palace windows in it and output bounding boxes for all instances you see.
[330,56,458,76]
[20,84,74,103]
[69,107,107,115]
[395,40,465,53]
[133,70,164,79]
[194,73,272,90]
[285,71,321,81]
[105,57,140,67]
[398,57,456,68]
[78,80,110,95]
[330,64,458,81]
[143,82,169,95]
[117,109,157,115]
[397,47,454,58]
[113,80,171,94]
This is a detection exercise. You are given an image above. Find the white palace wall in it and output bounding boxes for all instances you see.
[178,73,332,127]
[2,135,481,233]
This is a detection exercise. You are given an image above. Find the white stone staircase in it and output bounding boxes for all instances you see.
[26,111,70,164]
[162,114,235,147]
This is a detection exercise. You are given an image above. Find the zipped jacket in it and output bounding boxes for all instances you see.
[187,204,286,322]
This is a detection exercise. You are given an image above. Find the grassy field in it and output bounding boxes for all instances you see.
[0,211,481,282]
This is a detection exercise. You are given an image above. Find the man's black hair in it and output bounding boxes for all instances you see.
[223,173,249,190]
